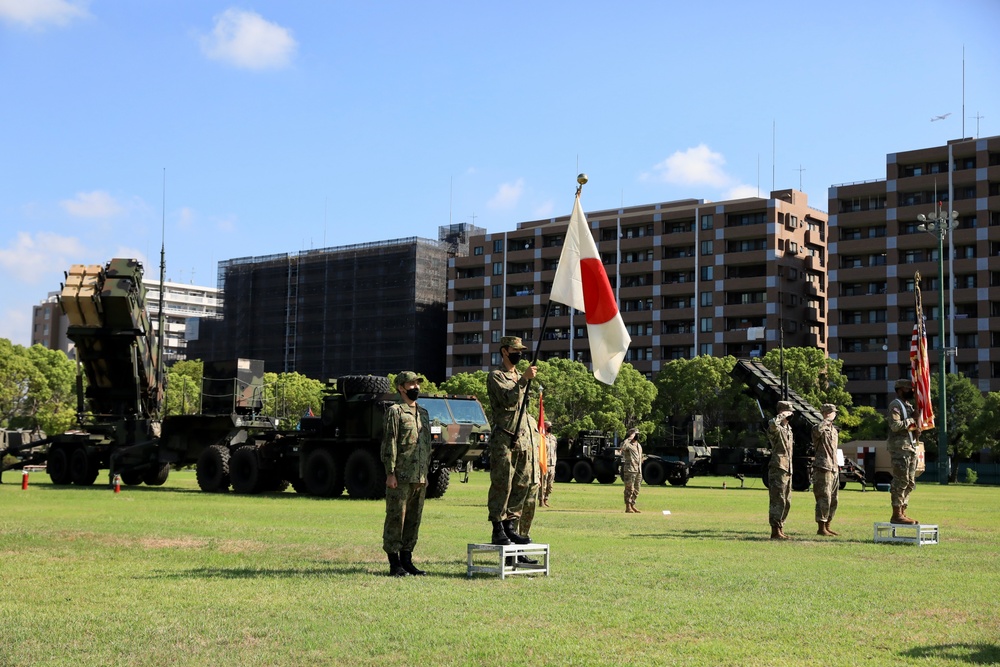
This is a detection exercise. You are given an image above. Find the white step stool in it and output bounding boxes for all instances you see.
[467,543,550,579]
[873,522,939,546]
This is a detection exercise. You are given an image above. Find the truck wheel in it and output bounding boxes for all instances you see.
[425,467,450,499]
[121,470,144,486]
[344,449,386,499]
[196,445,231,492]
[874,471,892,486]
[596,472,617,484]
[47,447,72,485]
[304,449,345,497]
[70,448,98,486]
[229,446,261,494]
[761,467,771,489]
[667,466,690,486]
[572,460,594,484]
[642,460,667,486]
[554,460,572,483]
[839,478,848,490]
[143,462,170,486]
[792,467,811,492]
[339,375,391,398]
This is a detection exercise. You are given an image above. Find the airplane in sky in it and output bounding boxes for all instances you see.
[931,112,952,122]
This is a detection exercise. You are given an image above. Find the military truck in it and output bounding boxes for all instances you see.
[848,439,926,486]
[554,430,619,484]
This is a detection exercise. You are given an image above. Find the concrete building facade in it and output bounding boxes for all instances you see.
[447,189,828,378]
[828,134,1000,408]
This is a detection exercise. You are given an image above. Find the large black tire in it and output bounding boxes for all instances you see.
[120,470,144,486]
[143,462,170,486]
[761,466,771,488]
[229,446,261,494]
[596,472,617,484]
[874,471,893,486]
[47,447,72,485]
[554,460,572,483]
[425,467,450,499]
[642,459,667,486]
[839,477,848,490]
[303,449,345,497]
[344,448,386,499]
[70,448,98,486]
[792,466,811,492]
[339,375,391,398]
[572,460,594,484]
[196,445,231,492]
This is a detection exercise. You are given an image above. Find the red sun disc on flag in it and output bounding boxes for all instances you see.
[580,258,619,325]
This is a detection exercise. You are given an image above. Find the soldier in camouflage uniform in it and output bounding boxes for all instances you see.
[486,336,537,547]
[888,378,920,525]
[620,428,643,513]
[539,420,557,507]
[812,403,840,537]
[767,400,795,540]
[381,371,432,577]
[509,417,543,565]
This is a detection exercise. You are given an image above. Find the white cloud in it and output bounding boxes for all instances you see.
[488,178,524,210]
[199,8,297,70]
[0,231,86,279]
[0,307,31,346]
[0,0,88,28]
[724,184,761,200]
[532,200,555,219]
[177,207,197,229]
[60,190,125,218]
[645,144,731,187]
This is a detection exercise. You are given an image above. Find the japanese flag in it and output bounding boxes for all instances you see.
[550,196,631,384]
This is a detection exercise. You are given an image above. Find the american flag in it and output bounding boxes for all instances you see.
[910,320,935,431]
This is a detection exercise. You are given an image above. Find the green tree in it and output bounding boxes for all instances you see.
[971,392,1000,455]
[600,363,657,437]
[23,344,76,433]
[263,372,325,426]
[531,358,605,438]
[759,347,853,410]
[837,405,886,442]
[928,372,984,482]
[163,359,203,416]
[440,371,489,416]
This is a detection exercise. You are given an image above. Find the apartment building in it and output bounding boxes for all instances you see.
[448,189,828,378]
[829,134,1000,408]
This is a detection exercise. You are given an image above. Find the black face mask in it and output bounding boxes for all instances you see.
[405,388,420,401]
[507,352,523,365]
[903,390,915,401]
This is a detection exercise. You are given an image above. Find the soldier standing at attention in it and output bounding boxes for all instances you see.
[888,379,921,524]
[539,420,557,507]
[767,400,795,540]
[381,371,432,577]
[812,403,840,537]
[620,428,643,513]
[486,336,537,546]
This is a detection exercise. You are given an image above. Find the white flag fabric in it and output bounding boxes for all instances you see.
[550,196,631,384]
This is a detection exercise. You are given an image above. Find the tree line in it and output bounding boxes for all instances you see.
[3,337,998,479]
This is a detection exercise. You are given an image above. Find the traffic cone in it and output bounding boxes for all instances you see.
[22,470,29,490]
[113,473,121,494]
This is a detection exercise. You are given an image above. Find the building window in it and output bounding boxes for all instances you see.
[700,317,712,333]
[701,240,713,255]
[699,343,713,356]
[492,330,501,343]
[491,307,501,321]
[474,246,484,256]
[700,292,713,307]
[701,214,714,230]
[493,240,503,253]
[493,262,503,276]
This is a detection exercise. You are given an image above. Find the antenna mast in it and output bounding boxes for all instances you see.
[157,168,166,415]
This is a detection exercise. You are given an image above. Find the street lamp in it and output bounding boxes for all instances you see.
[917,202,958,485]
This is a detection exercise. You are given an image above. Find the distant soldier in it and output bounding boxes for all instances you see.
[539,420,557,507]
[381,371,432,577]
[620,428,643,513]
[767,400,795,540]
[812,403,840,536]
[486,336,537,546]
[888,379,921,524]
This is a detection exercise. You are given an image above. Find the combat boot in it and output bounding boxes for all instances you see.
[632,505,642,514]
[387,552,410,577]
[399,551,426,576]
[817,521,834,536]
[902,504,918,524]
[516,554,538,565]
[491,521,512,546]
[890,507,917,525]
[825,522,839,536]
[625,504,634,513]
[502,519,531,545]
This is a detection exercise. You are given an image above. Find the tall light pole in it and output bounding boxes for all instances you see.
[917,202,958,484]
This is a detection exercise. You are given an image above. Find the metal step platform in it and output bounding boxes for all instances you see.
[467,543,550,579]
[873,522,939,546]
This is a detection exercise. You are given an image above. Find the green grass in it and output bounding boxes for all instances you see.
[0,470,997,666]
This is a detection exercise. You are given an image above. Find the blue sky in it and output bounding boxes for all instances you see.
[2,0,998,346]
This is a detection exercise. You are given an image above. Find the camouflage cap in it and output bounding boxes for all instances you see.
[544,420,552,427]
[500,335,528,351]
[776,400,793,413]
[895,378,913,390]
[821,403,837,415]
[395,371,425,387]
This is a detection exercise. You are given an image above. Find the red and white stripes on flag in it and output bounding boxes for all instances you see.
[550,196,631,384]
[910,322,935,431]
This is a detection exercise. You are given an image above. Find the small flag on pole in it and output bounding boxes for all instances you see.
[538,393,548,475]
[550,193,631,384]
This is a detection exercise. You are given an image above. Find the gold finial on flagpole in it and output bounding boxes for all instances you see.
[576,173,588,196]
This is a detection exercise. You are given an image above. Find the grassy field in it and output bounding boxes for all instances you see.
[0,469,997,667]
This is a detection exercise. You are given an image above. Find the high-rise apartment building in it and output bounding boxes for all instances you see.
[188,224,483,382]
[828,134,1000,408]
[448,190,828,378]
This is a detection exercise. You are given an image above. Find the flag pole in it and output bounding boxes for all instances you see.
[511,173,589,441]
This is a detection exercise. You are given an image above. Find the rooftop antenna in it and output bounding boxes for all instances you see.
[969,112,983,138]
[323,197,328,248]
[795,164,805,191]
[157,168,166,415]
[962,45,965,138]
[449,176,453,225]
[771,120,776,193]
[757,153,760,198]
